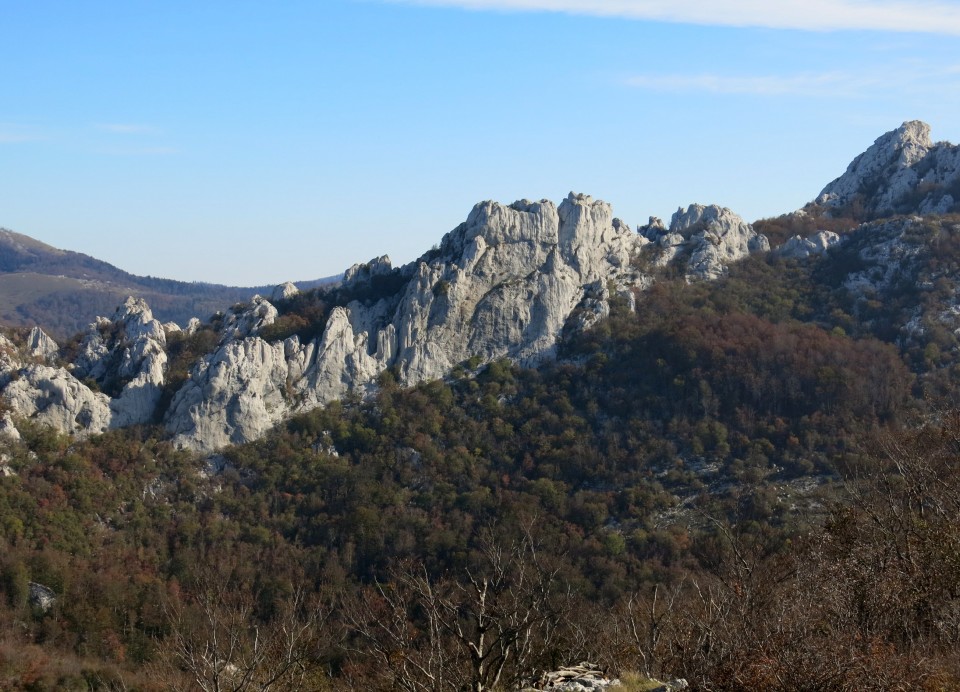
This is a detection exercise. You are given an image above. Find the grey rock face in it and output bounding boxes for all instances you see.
[0,335,22,386]
[28,582,56,613]
[671,204,770,280]
[271,281,300,302]
[165,193,648,452]
[392,193,642,383]
[343,255,393,285]
[220,295,278,342]
[26,327,58,361]
[644,204,769,280]
[166,336,296,452]
[3,364,113,435]
[778,230,841,259]
[0,413,20,442]
[817,120,960,217]
[0,297,169,438]
[108,298,169,428]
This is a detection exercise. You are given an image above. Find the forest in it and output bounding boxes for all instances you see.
[2,219,960,690]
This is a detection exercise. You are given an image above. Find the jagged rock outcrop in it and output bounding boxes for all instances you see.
[642,204,769,280]
[165,334,307,451]
[271,281,300,302]
[26,327,58,361]
[165,193,649,452]
[0,335,22,385]
[343,255,393,285]
[3,364,113,435]
[220,295,278,341]
[817,120,960,217]
[75,297,169,429]
[0,297,169,438]
[778,230,841,259]
[0,190,783,452]
[391,194,643,383]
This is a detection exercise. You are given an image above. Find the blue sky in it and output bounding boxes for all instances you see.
[2,0,959,285]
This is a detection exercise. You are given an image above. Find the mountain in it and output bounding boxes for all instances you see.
[2,121,960,689]
[0,120,952,455]
[0,227,337,339]
[0,194,770,452]
[815,119,960,218]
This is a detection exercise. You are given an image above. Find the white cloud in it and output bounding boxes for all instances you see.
[624,72,878,97]
[389,0,960,34]
[623,65,960,97]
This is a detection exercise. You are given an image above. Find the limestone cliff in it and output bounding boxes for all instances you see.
[641,204,769,280]
[164,193,650,452]
[817,120,960,217]
[0,298,169,439]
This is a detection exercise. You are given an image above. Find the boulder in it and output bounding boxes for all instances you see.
[525,662,620,691]
[271,281,300,302]
[28,582,56,613]
[0,412,21,442]
[778,230,841,259]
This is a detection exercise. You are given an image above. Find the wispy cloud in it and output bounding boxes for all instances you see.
[96,123,159,135]
[389,0,960,34]
[624,72,879,97]
[624,65,960,98]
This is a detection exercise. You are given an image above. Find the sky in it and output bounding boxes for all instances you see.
[2,0,960,286]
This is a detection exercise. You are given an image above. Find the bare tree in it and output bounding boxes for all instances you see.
[153,573,328,692]
[341,531,560,692]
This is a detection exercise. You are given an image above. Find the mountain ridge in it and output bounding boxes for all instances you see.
[0,227,338,338]
[0,120,954,454]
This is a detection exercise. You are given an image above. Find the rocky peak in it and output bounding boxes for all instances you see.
[8,295,173,436]
[0,189,772,453]
[26,327,58,361]
[271,281,299,302]
[343,255,393,286]
[643,204,769,280]
[163,192,649,452]
[220,295,278,342]
[816,120,960,217]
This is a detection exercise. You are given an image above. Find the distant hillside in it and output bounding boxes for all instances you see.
[0,228,337,338]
